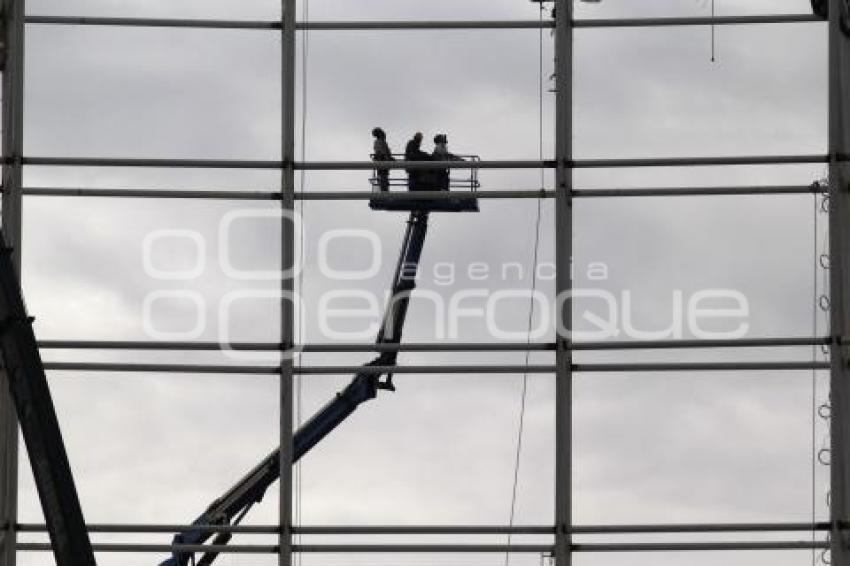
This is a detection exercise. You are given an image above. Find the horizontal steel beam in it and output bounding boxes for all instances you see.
[15,541,828,553]
[573,522,831,534]
[25,16,551,30]
[40,363,556,374]
[573,541,827,552]
[299,21,549,30]
[21,188,552,200]
[572,155,829,168]
[23,15,820,31]
[20,157,546,170]
[26,15,280,29]
[307,160,546,170]
[16,524,547,535]
[37,341,557,352]
[16,543,552,554]
[309,15,822,29]
[37,337,830,352]
[21,157,285,169]
[23,187,282,200]
[17,523,279,534]
[573,184,824,197]
[40,361,829,374]
[574,337,832,350]
[17,543,278,554]
[15,522,831,535]
[295,542,826,552]
[578,361,830,372]
[42,363,278,374]
[574,14,822,28]
[19,155,829,170]
[20,185,823,200]
[303,156,830,170]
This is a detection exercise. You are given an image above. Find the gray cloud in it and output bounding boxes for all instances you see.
[9,1,831,566]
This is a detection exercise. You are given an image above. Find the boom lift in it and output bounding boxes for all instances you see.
[160,158,480,566]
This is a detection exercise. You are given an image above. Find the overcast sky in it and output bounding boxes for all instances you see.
[6,1,837,565]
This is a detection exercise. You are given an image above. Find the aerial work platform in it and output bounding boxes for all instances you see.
[368,153,481,213]
[369,193,480,212]
[156,147,483,565]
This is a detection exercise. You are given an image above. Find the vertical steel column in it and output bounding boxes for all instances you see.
[554,2,572,566]
[829,0,850,563]
[0,1,23,564]
[280,1,296,566]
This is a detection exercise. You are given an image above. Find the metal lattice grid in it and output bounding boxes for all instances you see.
[0,1,846,565]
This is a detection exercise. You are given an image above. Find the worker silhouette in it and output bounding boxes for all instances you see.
[431,133,464,191]
[372,127,394,192]
[811,0,850,32]
[404,132,432,191]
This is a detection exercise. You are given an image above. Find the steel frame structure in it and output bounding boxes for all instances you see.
[0,0,24,564]
[0,0,845,564]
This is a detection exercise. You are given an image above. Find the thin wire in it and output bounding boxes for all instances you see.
[504,195,543,561]
[505,5,545,564]
[815,176,832,566]
[539,3,545,193]
[710,0,716,63]
[820,182,833,566]
[812,186,819,566]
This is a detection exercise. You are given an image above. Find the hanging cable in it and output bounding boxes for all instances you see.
[812,183,819,566]
[505,5,546,564]
[820,179,833,566]
[504,199,543,565]
[814,176,832,566]
[710,0,717,63]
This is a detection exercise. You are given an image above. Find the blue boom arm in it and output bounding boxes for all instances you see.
[160,212,429,566]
